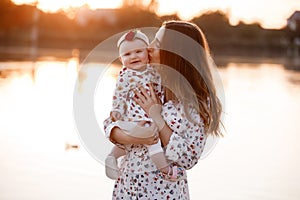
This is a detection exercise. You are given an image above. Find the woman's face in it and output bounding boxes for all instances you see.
[148,27,165,64]
[148,38,160,64]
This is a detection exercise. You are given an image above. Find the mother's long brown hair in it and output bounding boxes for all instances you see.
[159,20,223,137]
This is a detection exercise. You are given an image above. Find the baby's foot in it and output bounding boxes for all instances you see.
[160,166,185,182]
[105,155,120,180]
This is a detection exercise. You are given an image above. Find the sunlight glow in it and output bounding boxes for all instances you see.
[0,60,79,154]
[11,0,300,29]
[157,0,300,29]
[12,0,123,12]
[94,65,120,129]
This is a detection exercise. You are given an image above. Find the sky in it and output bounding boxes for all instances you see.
[11,0,300,29]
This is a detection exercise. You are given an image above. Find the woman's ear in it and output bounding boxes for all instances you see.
[119,56,123,63]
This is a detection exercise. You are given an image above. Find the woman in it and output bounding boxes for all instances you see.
[104,20,223,199]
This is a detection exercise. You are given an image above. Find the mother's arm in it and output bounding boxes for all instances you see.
[110,126,159,145]
[133,84,172,147]
[134,84,207,169]
[164,109,207,170]
[155,123,172,147]
[103,117,159,146]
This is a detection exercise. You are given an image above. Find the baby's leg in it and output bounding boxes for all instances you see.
[105,146,126,180]
[147,141,169,173]
[148,141,185,182]
[109,145,126,158]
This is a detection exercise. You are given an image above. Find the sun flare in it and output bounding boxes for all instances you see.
[10,0,300,29]
[12,0,123,12]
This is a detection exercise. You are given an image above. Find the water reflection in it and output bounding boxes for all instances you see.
[0,58,300,200]
[0,59,79,152]
[0,58,111,200]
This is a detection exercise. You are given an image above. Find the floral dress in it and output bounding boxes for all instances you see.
[104,100,207,200]
[112,65,163,122]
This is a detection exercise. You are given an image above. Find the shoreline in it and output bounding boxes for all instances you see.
[0,46,299,70]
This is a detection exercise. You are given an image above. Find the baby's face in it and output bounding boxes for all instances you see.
[119,39,149,71]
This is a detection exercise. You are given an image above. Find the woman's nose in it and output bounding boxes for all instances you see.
[147,47,153,53]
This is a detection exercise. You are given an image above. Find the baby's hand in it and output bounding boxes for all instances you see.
[141,121,151,127]
[110,111,121,122]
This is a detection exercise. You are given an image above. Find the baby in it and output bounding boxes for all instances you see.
[105,30,178,181]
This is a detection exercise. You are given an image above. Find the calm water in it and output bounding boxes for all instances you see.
[0,57,300,200]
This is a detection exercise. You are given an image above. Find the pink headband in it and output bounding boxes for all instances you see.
[117,30,149,48]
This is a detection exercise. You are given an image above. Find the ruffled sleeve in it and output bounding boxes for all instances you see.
[103,116,127,150]
[164,102,207,170]
[111,67,131,115]
[103,116,115,139]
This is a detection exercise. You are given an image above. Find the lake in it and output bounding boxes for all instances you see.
[0,56,300,200]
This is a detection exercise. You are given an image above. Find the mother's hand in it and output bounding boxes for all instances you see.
[133,83,162,115]
[133,83,166,131]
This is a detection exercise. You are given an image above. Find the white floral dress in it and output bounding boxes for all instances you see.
[104,100,207,200]
[112,65,163,122]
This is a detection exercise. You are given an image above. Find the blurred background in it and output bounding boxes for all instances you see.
[1,0,300,199]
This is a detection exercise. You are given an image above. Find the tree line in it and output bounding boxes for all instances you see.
[0,0,290,56]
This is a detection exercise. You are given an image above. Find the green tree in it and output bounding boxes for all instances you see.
[235,21,262,39]
[192,11,232,38]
